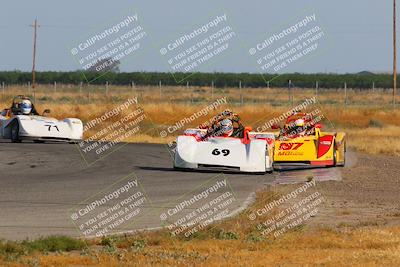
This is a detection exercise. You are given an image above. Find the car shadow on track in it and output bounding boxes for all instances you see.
[136,166,267,176]
[0,140,73,145]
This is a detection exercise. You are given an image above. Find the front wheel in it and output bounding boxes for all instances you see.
[11,122,21,143]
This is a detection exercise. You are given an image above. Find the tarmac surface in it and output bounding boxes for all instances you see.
[0,141,344,240]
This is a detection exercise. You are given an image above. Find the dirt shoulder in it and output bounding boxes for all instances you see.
[275,151,400,229]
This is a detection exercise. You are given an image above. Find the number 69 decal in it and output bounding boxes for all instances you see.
[212,148,230,156]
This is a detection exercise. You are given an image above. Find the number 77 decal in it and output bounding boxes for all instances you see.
[279,143,303,150]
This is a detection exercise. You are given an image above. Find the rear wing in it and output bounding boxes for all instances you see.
[335,132,346,148]
[248,131,276,146]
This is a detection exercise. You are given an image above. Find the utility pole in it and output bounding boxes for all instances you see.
[288,79,293,105]
[211,81,214,99]
[239,81,243,105]
[30,19,40,100]
[394,0,397,107]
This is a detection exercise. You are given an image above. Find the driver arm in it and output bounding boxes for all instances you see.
[11,103,20,115]
[31,104,39,115]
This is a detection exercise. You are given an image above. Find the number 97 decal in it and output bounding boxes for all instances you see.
[212,148,230,156]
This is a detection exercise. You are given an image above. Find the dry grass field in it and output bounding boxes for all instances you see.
[1,190,400,266]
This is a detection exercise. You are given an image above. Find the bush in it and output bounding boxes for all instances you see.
[22,236,86,252]
[100,236,118,254]
[58,96,72,103]
[246,233,265,243]
[0,241,27,256]
[368,119,383,128]
[38,96,53,102]
[131,239,146,250]
[216,230,239,240]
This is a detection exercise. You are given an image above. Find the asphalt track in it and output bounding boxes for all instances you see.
[0,141,343,240]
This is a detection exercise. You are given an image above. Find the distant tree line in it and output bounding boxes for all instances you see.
[0,71,396,89]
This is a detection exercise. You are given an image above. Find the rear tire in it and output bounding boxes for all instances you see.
[11,122,21,143]
[338,142,346,167]
[334,142,346,167]
[332,148,338,167]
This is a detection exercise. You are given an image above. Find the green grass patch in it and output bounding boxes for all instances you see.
[21,236,86,253]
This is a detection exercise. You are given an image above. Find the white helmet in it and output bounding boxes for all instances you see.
[294,119,305,127]
[20,99,32,115]
[220,119,233,137]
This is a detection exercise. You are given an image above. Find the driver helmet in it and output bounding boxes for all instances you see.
[20,99,32,115]
[222,109,232,117]
[294,118,305,127]
[220,119,234,137]
[294,118,306,135]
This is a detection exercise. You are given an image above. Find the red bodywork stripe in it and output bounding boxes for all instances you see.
[317,135,334,158]
[311,160,334,166]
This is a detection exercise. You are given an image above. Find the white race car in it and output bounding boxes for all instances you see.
[173,127,275,173]
[0,96,83,143]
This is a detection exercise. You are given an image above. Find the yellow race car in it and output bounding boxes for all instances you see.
[271,113,346,169]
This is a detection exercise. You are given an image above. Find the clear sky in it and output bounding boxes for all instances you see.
[0,0,393,73]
